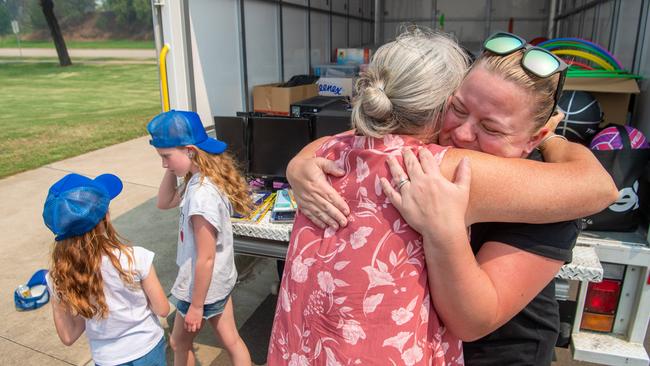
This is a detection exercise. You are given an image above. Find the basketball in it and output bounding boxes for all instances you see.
[556,91,603,144]
[590,125,650,150]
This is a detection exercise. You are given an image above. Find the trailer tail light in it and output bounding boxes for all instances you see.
[581,279,622,332]
[584,279,622,314]
[581,313,615,332]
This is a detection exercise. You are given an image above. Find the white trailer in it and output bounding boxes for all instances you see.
[150,1,650,364]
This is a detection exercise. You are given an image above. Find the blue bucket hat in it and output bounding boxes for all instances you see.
[43,173,123,241]
[147,110,227,154]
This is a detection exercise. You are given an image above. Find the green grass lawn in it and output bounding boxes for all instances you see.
[0,38,154,49]
[0,62,161,178]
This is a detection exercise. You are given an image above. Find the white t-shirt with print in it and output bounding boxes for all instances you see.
[47,246,164,366]
[171,172,237,304]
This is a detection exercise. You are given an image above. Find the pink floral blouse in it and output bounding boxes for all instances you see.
[268,133,463,366]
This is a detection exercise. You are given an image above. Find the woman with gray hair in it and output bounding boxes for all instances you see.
[267,28,616,365]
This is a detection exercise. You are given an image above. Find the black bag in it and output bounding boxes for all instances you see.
[583,124,650,231]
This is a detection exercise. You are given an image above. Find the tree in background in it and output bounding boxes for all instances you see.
[40,0,71,66]
[26,0,48,31]
[16,0,95,33]
[0,4,11,35]
[0,0,152,39]
[56,0,95,26]
[1,0,26,35]
[102,0,150,30]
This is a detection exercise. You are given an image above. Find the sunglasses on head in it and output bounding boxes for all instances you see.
[483,32,568,122]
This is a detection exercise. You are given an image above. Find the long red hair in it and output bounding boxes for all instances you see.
[49,216,135,319]
[184,149,253,216]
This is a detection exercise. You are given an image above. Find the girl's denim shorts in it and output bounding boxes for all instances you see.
[171,294,230,320]
[96,336,166,366]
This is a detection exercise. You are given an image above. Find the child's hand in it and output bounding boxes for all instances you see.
[184,304,203,332]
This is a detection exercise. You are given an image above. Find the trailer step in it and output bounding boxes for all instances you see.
[572,331,649,366]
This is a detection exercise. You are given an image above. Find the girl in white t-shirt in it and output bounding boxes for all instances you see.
[43,172,170,366]
[147,110,253,366]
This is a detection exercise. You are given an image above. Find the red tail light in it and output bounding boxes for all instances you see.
[581,279,622,333]
[584,279,622,315]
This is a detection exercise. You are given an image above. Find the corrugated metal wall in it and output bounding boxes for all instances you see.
[381,0,549,52]
[242,0,375,110]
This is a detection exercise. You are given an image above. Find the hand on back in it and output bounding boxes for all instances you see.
[288,156,349,229]
[380,148,471,241]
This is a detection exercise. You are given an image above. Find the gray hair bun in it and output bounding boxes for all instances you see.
[351,26,469,139]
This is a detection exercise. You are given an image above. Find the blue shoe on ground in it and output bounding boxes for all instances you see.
[14,269,50,311]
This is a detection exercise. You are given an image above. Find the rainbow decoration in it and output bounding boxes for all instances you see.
[537,37,641,79]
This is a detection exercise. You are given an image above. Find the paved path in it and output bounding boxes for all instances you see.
[0,48,156,59]
[0,137,163,365]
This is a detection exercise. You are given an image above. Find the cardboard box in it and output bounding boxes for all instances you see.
[563,78,640,125]
[253,83,318,116]
[317,77,355,97]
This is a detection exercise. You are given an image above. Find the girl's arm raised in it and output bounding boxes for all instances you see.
[51,297,85,346]
[185,215,217,332]
[156,170,182,209]
[141,266,170,317]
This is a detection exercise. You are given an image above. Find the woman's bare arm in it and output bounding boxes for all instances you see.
[288,132,617,227]
[442,142,617,224]
[422,232,565,340]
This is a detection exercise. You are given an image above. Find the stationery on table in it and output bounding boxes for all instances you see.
[270,188,297,223]
[232,191,276,223]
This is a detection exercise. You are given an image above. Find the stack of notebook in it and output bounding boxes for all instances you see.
[270,189,297,223]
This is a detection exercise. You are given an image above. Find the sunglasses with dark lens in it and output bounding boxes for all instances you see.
[483,32,568,122]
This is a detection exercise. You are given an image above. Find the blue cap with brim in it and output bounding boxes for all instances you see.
[43,173,123,241]
[147,110,228,154]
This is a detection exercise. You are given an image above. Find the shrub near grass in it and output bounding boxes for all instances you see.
[0,62,161,178]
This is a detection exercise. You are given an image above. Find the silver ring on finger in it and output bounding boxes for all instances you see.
[397,178,410,190]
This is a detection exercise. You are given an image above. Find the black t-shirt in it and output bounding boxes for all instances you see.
[462,219,580,366]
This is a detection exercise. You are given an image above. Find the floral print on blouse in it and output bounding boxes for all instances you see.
[267,133,463,366]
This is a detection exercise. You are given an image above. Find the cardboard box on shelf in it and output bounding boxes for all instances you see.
[253,83,319,116]
[317,77,355,97]
[563,78,640,125]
